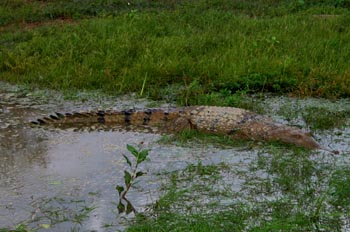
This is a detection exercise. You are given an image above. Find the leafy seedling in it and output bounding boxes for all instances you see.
[116,144,149,214]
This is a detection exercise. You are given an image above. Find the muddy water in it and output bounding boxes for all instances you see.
[0,83,255,231]
[0,82,350,231]
[0,83,158,230]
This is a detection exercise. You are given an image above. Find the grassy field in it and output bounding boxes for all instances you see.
[1,1,350,231]
[1,0,350,105]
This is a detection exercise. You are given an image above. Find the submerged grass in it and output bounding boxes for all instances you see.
[1,1,350,103]
[127,146,350,231]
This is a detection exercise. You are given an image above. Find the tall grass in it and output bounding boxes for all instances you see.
[1,1,350,102]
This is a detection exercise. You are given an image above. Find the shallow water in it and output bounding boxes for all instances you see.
[0,82,349,231]
[0,83,254,231]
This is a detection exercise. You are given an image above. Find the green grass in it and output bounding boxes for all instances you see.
[127,146,350,232]
[1,1,350,104]
[302,106,350,130]
[1,0,350,26]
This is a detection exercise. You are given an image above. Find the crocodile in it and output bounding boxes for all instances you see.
[31,106,337,154]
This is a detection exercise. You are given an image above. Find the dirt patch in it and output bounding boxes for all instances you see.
[0,17,77,33]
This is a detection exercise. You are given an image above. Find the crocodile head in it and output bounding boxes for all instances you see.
[271,127,321,150]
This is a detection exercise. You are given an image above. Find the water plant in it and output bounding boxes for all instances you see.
[116,144,149,214]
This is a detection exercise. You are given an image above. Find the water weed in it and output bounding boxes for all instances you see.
[116,144,149,214]
[0,197,96,231]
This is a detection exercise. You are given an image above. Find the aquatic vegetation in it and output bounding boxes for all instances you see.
[127,146,350,232]
[116,144,149,214]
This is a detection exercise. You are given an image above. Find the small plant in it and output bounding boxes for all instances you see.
[178,79,204,106]
[116,144,149,214]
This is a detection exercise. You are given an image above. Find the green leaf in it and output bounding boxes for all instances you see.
[124,171,132,186]
[127,144,139,157]
[116,185,124,195]
[123,154,132,167]
[126,201,134,214]
[118,201,125,214]
[136,171,145,178]
[137,149,149,163]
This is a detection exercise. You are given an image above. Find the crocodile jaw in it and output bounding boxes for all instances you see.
[271,127,320,150]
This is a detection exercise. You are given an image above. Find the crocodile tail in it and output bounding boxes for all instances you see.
[30,109,183,128]
[31,110,110,125]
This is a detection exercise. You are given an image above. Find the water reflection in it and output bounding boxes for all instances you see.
[0,87,138,229]
[0,84,169,230]
[0,103,51,228]
[0,123,160,230]
[0,107,49,187]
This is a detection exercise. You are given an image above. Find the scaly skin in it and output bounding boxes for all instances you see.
[31,106,337,153]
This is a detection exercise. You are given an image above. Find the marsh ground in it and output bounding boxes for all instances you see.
[0,83,349,231]
[1,1,350,231]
